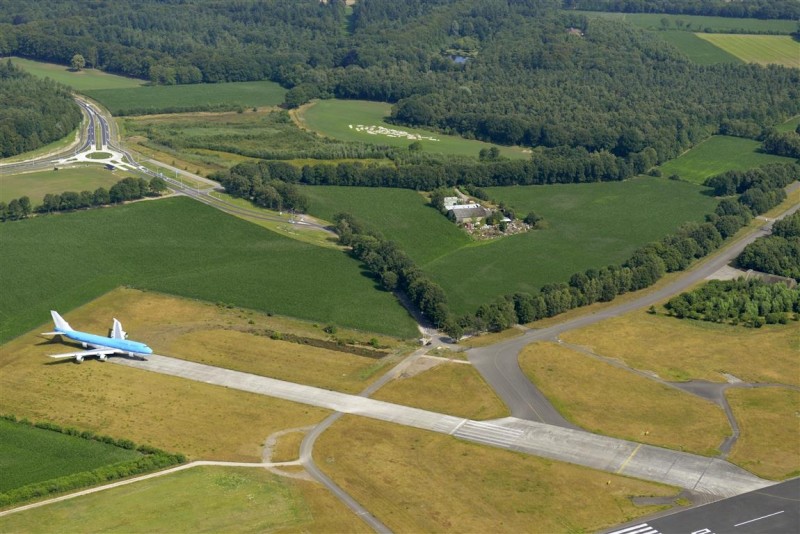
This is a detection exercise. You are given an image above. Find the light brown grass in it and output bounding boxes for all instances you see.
[519,342,730,455]
[372,361,509,420]
[459,328,524,348]
[561,312,798,384]
[314,416,680,533]
[727,387,800,480]
[271,431,306,463]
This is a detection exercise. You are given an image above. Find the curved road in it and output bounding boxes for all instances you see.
[469,196,800,425]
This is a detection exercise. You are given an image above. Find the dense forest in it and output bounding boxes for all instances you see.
[0,60,81,157]
[737,211,800,281]
[2,0,798,167]
[563,0,800,19]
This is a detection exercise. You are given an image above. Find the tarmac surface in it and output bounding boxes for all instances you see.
[112,354,769,498]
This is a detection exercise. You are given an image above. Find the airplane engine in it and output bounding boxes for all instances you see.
[128,352,135,357]
[82,342,88,348]
[75,355,84,363]
[98,354,107,362]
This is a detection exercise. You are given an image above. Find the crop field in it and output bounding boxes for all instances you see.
[0,166,137,203]
[0,419,141,493]
[0,466,368,533]
[0,196,418,343]
[302,186,470,265]
[519,342,729,456]
[297,99,529,159]
[695,34,800,68]
[8,57,144,91]
[84,81,286,116]
[429,178,715,314]
[315,416,679,532]
[657,135,796,184]
[571,11,797,34]
[657,31,741,64]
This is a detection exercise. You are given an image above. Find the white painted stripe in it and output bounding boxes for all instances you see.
[606,524,658,534]
[734,510,784,527]
[605,524,648,534]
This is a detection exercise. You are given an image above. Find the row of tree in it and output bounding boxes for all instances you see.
[737,211,800,281]
[0,59,81,158]
[761,130,800,159]
[214,161,311,213]
[0,414,186,507]
[0,176,167,222]
[563,0,800,20]
[664,279,799,327]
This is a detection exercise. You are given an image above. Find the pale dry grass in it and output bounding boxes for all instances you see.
[727,388,800,480]
[372,361,509,420]
[561,312,798,384]
[314,416,680,533]
[271,431,306,463]
[519,342,730,455]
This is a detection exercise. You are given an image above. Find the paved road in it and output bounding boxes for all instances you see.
[468,198,800,425]
[111,354,769,498]
[605,478,800,534]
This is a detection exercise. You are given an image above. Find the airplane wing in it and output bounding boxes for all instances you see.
[49,348,120,359]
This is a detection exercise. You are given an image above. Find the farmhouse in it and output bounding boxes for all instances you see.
[448,202,490,223]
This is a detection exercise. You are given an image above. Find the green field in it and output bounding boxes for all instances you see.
[571,11,798,34]
[658,135,797,184]
[8,57,144,91]
[0,166,137,203]
[298,99,529,159]
[695,34,800,68]
[776,116,800,133]
[303,187,470,265]
[302,179,716,315]
[0,467,348,533]
[657,31,742,64]
[0,197,418,343]
[0,419,140,493]
[84,81,286,116]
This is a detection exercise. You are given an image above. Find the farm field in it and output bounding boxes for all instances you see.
[427,177,716,315]
[726,388,800,480]
[84,81,286,116]
[315,416,679,532]
[560,311,799,386]
[297,99,529,159]
[656,31,741,64]
[303,186,470,265]
[8,57,144,91]
[0,166,137,203]
[519,342,729,456]
[0,467,368,533]
[371,361,508,420]
[0,196,419,343]
[570,11,798,34]
[695,34,800,68]
[0,419,141,493]
[657,135,796,184]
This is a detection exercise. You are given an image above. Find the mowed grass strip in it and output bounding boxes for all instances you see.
[302,186,470,265]
[0,197,418,342]
[658,135,796,184]
[561,312,799,385]
[726,388,800,480]
[371,361,509,420]
[0,166,137,203]
[0,419,141,493]
[657,31,742,64]
[519,342,729,455]
[84,81,286,115]
[0,467,369,533]
[427,177,715,315]
[315,416,679,533]
[0,325,329,461]
[695,34,800,68]
[297,99,529,159]
[8,57,144,91]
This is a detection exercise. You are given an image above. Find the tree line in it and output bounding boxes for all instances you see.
[0,176,167,222]
[213,161,311,213]
[737,211,800,281]
[0,59,81,158]
[562,0,800,20]
[0,413,185,507]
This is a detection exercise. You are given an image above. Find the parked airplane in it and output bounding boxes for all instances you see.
[42,311,153,363]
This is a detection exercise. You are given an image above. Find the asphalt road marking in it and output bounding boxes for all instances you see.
[734,510,784,527]
[616,443,642,474]
[607,523,661,534]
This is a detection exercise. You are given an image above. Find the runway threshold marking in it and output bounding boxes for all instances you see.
[734,510,785,527]
[616,443,642,474]
[606,522,661,534]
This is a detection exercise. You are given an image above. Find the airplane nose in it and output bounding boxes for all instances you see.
[144,346,154,355]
